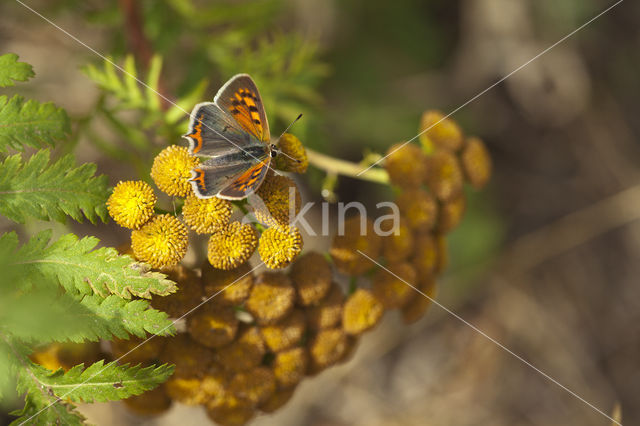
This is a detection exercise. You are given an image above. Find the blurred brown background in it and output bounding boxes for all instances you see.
[1,0,639,424]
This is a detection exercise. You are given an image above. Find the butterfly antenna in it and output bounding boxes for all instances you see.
[276,114,303,163]
[277,113,303,141]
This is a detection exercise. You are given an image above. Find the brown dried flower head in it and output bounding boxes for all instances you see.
[186,304,239,349]
[289,251,333,306]
[306,283,345,331]
[330,216,382,276]
[372,262,417,309]
[272,347,308,388]
[216,326,266,373]
[425,150,464,202]
[201,262,254,306]
[396,189,438,232]
[461,137,492,189]
[260,309,306,353]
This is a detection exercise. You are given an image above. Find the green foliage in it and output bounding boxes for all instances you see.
[0,150,109,224]
[0,54,35,87]
[0,52,179,423]
[0,230,177,299]
[0,95,71,152]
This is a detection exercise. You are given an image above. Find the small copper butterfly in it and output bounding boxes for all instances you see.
[184,74,277,200]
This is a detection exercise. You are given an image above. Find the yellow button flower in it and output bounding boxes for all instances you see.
[131,214,188,269]
[182,193,232,234]
[107,180,156,229]
[272,347,308,388]
[419,110,464,152]
[425,150,464,202]
[260,309,306,352]
[254,172,301,226]
[342,288,385,335]
[330,216,382,276]
[383,142,428,188]
[258,224,303,269]
[228,367,276,405]
[150,145,200,197]
[275,133,308,173]
[461,137,492,189]
[306,283,344,331]
[207,221,258,270]
[289,251,333,306]
[216,326,266,373]
[245,272,295,325]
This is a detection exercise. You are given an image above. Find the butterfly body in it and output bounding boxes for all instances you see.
[184,74,273,200]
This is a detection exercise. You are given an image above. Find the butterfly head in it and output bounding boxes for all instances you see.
[270,144,279,157]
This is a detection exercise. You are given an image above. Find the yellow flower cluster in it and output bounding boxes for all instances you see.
[107,134,308,271]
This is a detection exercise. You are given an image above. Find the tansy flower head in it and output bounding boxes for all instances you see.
[187,304,238,349]
[402,276,437,324]
[165,375,205,405]
[216,326,266,373]
[229,367,276,406]
[199,363,232,408]
[260,309,306,352]
[182,193,232,234]
[342,288,385,335]
[275,133,308,173]
[372,262,416,309]
[254,172,301,226]
[123,385,172,416]
[425,150,464,202]
[289,251,333,306]
[461,137,492,189]
[151,264,202,318]
[131,214,188,269]
[438,193,466,233]
[32,342,102,373]
[112,336,164,366]
[381,218,414,263]
[107,180,156,229]
[245,272,295,325]
[258,225,303,269]
[201,262,254,306]
[411,233,438,277]
[160,334,215,378]
[395,189,437,232]
[272,347,308,388]
[383,142,428,188]
[207,221,258,270]
[308,327,348,373]
[206,394,255,426]
[306,283,344,331]
[330,216,382,276]
[419,110,464,153]
[259,387,296,413]
[151,145,200,197]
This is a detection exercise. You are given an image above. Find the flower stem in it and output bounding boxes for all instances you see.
[306,148,389,184]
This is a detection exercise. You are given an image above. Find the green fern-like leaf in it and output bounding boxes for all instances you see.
[0,150,109,224]
[1,290,175,344]
[27,360,174,403]
[0,53,35,87]
[0,231,177,299]
[0,95,71,152]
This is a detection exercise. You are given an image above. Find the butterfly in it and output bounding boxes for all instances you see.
[184,74,277,200]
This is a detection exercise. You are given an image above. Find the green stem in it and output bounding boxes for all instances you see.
[306,148,389,184]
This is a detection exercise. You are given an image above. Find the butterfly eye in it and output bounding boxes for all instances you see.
[270,144,279,157]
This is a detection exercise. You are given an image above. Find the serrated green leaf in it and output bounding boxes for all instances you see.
[0,53,35,87]
[0,150,109,224]
[3,335,85,426]
[0,95,70,152]
[0,230,177,299]
[0,289,175,344]
[28,360,174,404]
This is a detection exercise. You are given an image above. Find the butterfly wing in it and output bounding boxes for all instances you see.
[214,74,270,143]
[191,147,271,200]
[184,102,260,157]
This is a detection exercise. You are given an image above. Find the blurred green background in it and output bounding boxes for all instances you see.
[1,0,638,424]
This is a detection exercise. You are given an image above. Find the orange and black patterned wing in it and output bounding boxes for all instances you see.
[214,74,270,143]
[218,157,271,199]
[190,146,270,200]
